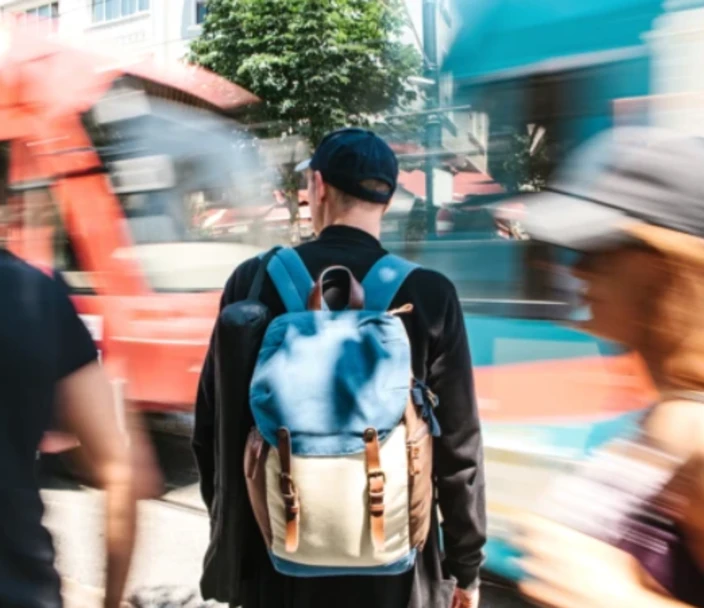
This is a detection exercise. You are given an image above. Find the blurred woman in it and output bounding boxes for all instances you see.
[510,126,704,608]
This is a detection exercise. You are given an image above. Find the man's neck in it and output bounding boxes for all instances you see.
[325,215,382,240]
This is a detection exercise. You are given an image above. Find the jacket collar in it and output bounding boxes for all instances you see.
[318,225,382,249]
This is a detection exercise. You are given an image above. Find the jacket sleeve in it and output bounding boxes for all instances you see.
[427,280,487,589]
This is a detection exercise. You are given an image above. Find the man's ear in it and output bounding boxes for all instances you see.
[381,203,391,216]
[313,171,326,202]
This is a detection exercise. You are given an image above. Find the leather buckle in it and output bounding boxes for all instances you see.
[369,500,384,515]
[279,472,299,519]
[279,473,297,501]
[367,469,386,484]
[367,469,385,512]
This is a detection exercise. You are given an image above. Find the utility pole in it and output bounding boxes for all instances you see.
[422,0,441,235]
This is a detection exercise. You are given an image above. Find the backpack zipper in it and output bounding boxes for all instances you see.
[389,303,414,316]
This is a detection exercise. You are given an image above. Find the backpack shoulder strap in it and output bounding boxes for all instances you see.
[264,247,314,313]
[361,253,420,311]
[250,246,282,300]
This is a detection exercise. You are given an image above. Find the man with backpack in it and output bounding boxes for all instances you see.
[193,128,486,608]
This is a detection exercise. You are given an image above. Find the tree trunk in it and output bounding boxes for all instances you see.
[287,191,300,245]
[279,162,302,246]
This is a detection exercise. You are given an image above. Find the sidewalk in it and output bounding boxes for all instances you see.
[62,579,226,608]
[61,578,105,608]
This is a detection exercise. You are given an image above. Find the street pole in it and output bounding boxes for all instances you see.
[422,0,441,236]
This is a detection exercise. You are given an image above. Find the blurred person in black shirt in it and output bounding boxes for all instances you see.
[0,257,139,608]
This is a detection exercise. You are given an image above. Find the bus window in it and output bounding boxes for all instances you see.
[11,182,94,292]
[6,138,93,291]
[4,183,50,264]
[375,80,583,322]
[80,79,271,292]
[49,195,94,293]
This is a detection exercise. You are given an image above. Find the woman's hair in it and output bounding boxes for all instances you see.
[627,224,704,391]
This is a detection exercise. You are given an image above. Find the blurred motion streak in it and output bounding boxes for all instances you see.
[0,21,265,454]
[437,0,701,585]
[0,10,663,591]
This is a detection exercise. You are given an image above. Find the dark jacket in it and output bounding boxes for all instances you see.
[192,225,486,608]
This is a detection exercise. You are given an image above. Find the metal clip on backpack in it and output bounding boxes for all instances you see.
[243,247,441,577]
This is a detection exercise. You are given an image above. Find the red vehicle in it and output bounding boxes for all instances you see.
[0,23,269,450]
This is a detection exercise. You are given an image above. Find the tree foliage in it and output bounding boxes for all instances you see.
[190,0,421,148]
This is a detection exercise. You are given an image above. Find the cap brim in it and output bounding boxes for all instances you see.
[295,158,311,172]
[501,191,635,252]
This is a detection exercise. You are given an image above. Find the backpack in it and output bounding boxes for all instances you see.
[243,247,441,577]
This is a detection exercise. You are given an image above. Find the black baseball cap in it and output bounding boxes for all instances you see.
[295,128,398,204]
[513,126,704,251]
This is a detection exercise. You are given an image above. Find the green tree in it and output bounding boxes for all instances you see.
[190,0,420,241]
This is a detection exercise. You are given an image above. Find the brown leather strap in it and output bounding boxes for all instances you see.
[308,266,365,311]
[364,428,385,551]
[277,427,299,553]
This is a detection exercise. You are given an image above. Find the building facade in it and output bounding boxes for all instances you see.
[0,0,205,65]
[403,0,490,176]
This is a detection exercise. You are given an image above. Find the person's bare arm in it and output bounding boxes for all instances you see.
[637,590,699,608]
[518,514,701,608]
[56,362,136,608]
[644,399,704,460]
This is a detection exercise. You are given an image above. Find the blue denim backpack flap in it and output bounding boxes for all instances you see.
[250,248,419,455]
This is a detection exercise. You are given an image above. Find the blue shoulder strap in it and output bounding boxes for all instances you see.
[361,254,420,311]
[263,247,314,313]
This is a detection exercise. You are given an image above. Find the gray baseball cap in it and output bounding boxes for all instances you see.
[516,126,704,251]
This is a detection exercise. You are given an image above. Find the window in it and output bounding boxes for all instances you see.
[50,195,94,293]
[92,0,148,23]
[6,182,90,290]
[195,0,207,24]
[23,2,58,21]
